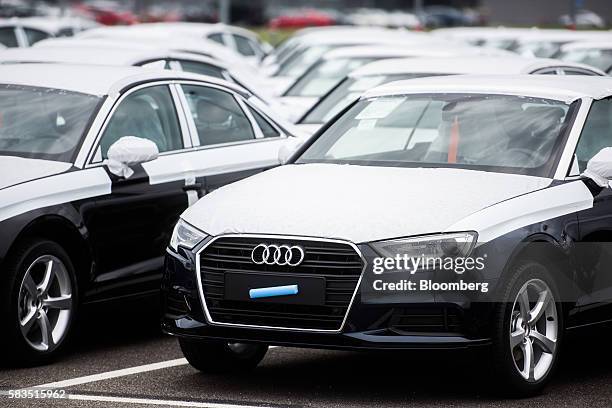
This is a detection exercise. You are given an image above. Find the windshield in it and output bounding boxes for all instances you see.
[285,57,376,97]
[558,48,612,72]
[297,94,576,177]
[301,73,447,124]
[275,45,332,78]
[0,85,101,162]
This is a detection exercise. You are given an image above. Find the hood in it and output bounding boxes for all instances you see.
[0,156,72,190]
[182,164,552,244]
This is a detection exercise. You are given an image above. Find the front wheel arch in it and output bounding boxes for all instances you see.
[7,215,93,293]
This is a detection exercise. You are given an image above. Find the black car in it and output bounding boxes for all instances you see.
[0,63,297,364]
[163,75,612,396]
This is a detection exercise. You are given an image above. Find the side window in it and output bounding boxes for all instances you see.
[0,27,18,47]
[99,85,182,159]
[207,33,224,45]
[248,106,280,138]
[23,28,50,46]
[562,68,600,76]
[532,68,559,75]
[182,85,255,146]
[232,34,257,57]
[575,99,612,172]
[175,59,226,79]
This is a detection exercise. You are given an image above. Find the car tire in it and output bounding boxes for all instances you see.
[0,239,78,366]
[489,258,563,397]
[179,338,268,373]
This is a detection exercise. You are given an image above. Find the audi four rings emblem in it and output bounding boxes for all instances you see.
[251,244,305,266]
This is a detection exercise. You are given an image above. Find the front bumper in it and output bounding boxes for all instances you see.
[161,239,495,351]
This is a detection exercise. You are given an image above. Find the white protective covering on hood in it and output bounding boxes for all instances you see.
[0,156,72,190]
[182,163,553,243]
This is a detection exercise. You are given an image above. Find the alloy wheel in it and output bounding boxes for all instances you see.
[17,255,73,353]
[509,278,558,383]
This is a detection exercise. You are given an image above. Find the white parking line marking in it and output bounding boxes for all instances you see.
[32,346,279,389]
[33,358,188,389]
[64,394,273,408]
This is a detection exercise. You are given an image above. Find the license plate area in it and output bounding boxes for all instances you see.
[224,272,325,305]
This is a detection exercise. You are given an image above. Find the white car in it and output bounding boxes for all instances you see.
[295,55,606,134]
[280,44,516,123]
[78,22,272,66]
[265,29,444,91]
[0,63,302,364]
[557,41,612,74]
[431,27,544,50]
[0,46,289,118]
[513,30,612,58]
[0,16,99,48]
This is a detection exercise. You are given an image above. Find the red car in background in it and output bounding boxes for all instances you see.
[269,9,336,29]
[73,2,138,26]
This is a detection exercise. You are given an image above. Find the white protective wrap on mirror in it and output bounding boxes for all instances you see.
[583,147,612,188]
[106,136,159,179]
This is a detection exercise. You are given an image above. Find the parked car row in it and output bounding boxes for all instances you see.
[2,19,612,398]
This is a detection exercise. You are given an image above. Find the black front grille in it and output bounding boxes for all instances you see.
[198,237,363,330]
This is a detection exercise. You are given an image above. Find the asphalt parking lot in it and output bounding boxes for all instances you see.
[0,297,611,408]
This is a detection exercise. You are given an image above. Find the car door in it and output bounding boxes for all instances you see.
[573,97,612,324]
[170,82,286,194]
[84,83,193,298]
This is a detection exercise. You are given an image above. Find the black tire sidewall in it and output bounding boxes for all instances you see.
[491,259,564,396]
[0,239,78,365]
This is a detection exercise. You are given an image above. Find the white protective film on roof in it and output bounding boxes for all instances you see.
[363,74,612,103]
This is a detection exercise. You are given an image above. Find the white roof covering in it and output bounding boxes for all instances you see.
[350,56,605,77]
[127,22,261,40]
[0,45,226,69]
[296,29,436,47]
[561,40,612,52]
[0,63,238,96]
[52,32,245,65]
[363,74,612,102]
[322,44,513,61]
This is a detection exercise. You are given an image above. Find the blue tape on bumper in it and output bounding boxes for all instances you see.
[249,284,299,299]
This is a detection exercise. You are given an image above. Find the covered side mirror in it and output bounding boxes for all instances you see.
[583,147,612,188]
[106,136,159,178]
[278,137,304,165]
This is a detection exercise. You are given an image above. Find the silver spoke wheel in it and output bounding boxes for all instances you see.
[510,278,558,383]
[17,255,73,352]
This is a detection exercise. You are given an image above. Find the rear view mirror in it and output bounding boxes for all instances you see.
[106,136,159,178]
[583,147,612,187]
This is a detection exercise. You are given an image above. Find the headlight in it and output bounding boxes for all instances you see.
[370,232,477,261]
[169,219,207,252]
